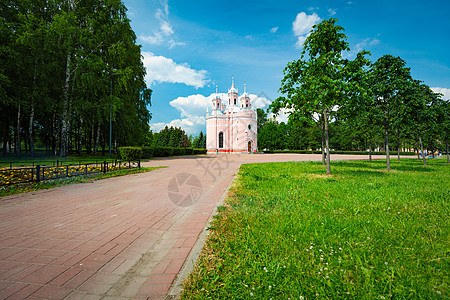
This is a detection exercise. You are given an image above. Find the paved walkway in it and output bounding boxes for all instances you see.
[0,154,379,299]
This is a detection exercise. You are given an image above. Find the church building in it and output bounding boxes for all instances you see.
[206,78,257,153]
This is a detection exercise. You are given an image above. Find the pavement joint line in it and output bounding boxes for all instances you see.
[167,167,241,299]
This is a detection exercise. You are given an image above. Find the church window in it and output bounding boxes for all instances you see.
[248,124,252,130]
[234,98,236,105]
[219,132,224,148]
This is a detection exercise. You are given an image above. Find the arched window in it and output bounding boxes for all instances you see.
[219,132,224,148]
[217,103,219,108]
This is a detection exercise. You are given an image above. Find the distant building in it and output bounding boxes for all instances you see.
[206,78,257,153]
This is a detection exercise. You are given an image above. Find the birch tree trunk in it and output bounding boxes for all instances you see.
[60,52,71,157]
[29,60,37,155]
[94,123,100,155]
[91,117,95,154]
[29,102,35,155]
[52,112,57,155]
[16,103,21,154]
[78,116,83,155]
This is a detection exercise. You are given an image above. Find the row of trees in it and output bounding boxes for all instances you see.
[145,126,206,149]
[271,18,449,173]
[257,108,423,152]
[0,0,152,157]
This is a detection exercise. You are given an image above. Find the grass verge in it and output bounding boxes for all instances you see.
[182,159,449,299]
[0,166,165,198]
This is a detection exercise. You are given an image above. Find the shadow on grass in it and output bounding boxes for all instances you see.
[332,159,436,173]
[336,169,391,177]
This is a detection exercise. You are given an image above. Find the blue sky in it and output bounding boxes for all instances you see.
[123,0,450,136]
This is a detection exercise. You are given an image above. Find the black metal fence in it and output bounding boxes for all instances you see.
[0,160,140,186]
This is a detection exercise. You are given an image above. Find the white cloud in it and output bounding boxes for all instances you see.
[151,93,211,135]
[431,87,450,100]
[270,27,279,33]
[343,38,381,59]
[138,0,183,48]
[150,116,206,135]
[152,116,206,135]
[268,108,291,124]
[142,52,209,88]
[249,94,272,109]
[152,90,276,135]
[328,8,337,16]
[170,94,210,118]
[369,38,381,46]
[355,38,380,52]
[292,12,321,49]
[149,122,167,133]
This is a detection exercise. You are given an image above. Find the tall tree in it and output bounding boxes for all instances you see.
[0,0,152,156]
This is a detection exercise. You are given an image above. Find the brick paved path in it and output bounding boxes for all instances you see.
[0,154,379,299]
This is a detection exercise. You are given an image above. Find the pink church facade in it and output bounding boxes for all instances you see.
[206,80,257,153]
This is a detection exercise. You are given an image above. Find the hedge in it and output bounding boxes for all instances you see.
[140,147,206,159]
[118,147,143,160]
[263,149,416,156]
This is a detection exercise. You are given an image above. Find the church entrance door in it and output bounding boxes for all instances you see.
[248,141,251,152]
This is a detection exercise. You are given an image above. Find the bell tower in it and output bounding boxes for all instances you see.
[228,77,238,106]
[240,83,251,108]
[212,85,221,110]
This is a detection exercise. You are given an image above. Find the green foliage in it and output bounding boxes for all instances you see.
[193,131,206,149]
[118,146,142,161]
[262,150,416,156]
[193,148,207,155]
[272,18,370,174]
[182,160,449,299]
[0,0,151,156]
[258,120,288,150]
[151,126,191,148]
[139,147,206,158]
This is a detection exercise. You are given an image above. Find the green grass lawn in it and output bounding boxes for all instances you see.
[182,159,449,299]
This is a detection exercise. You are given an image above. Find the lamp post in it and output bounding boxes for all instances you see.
[109,79,112,159]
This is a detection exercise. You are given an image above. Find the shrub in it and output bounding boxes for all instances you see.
[193,148,207,155]
[118,147,142,161]
[139,147,206,158]
[263,149,416,156]
[141,147,154,159]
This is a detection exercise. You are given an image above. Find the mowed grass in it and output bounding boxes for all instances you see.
[182,159,449,299]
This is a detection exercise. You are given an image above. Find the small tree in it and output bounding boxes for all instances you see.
[371,55,411,170]
[272,18,368,174]
[438,99,450,163]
